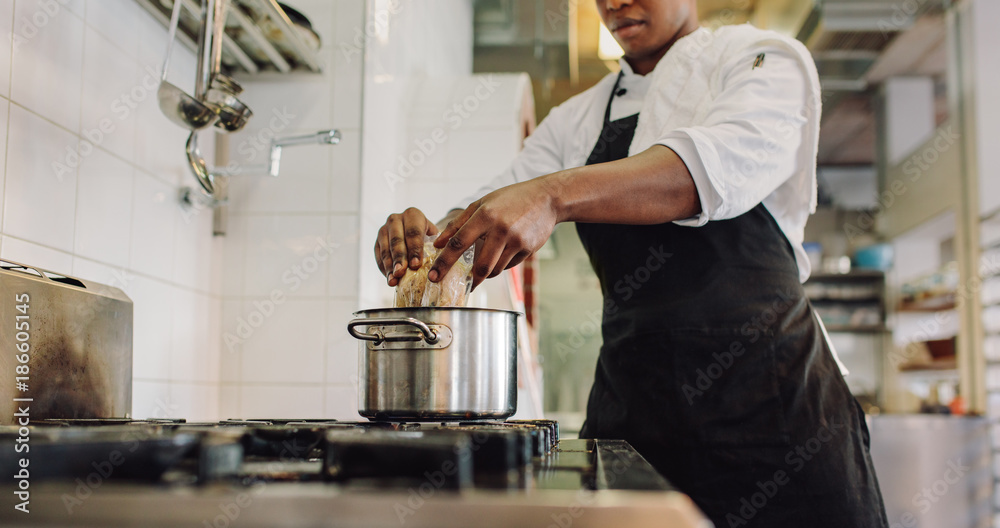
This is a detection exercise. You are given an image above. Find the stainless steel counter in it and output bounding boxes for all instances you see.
[868,414,991,528]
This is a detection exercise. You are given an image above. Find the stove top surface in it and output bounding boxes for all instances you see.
[0,419,706,527]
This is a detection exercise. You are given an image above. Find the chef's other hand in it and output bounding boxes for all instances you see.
[431,180,557,291]
[375,207,439,287]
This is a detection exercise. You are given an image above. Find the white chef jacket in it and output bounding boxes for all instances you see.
[459,25,847,373]
[460,24,822,283]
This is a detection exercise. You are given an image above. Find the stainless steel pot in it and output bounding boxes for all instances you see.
[347,307,519,421]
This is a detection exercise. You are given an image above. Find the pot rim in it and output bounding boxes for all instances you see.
[352,306,522,317]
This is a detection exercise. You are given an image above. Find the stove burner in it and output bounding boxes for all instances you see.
[0,419,560,489]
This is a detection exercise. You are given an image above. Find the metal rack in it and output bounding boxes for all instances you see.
[134,0,322,76]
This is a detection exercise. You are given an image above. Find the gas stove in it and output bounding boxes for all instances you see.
[0,418,709,527]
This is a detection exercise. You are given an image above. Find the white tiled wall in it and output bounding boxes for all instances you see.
[219,0,368,419]
[359,0,484,307]
[0,0,221,420]
[2,0,522,423]
[220,0,496,419]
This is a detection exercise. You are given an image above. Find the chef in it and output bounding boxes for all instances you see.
[374,0,888,526]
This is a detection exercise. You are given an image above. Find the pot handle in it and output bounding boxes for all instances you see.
[347,317,439,345]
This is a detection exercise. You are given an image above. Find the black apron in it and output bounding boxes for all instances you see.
[576,72,888,528]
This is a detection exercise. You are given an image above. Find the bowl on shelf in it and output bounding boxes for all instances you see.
[854,244,893,271]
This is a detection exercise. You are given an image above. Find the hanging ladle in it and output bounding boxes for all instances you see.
[157,0,217,130]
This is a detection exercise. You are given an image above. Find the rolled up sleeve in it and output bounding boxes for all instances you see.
[657,42,812,225]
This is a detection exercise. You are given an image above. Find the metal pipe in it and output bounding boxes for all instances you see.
[209,0,228,84]
[194,0,213,99]
[185,131,216,195]
[268,130,341,177]
[274,129,341,148]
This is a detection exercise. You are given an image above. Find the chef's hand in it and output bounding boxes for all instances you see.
[374,208,438,287]
[375,208,464,286]
[430,179,557,290]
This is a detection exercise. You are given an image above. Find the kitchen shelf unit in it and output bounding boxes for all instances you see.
[805,270,887,404]
[134,0,322,76]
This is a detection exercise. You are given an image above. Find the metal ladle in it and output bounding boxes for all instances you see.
[157,0,217,130]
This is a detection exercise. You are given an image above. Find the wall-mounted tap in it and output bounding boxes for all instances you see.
[159,0,337,203]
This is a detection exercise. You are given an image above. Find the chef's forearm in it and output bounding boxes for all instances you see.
[541,145,701,225]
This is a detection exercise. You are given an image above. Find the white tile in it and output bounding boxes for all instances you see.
[329,129,361,213]
[408,77,459,129]
[243,215,329,297]
[129,276,174,381]
[0,235,73,273]
[229,140,332,214]
[219,213,245,296]
[208,233,224,296]
[323,384,359,420]
[241,385,324,419]
[398,180,455,227]
[3,105,79,251]
[135,2,168,70]
[327,214,360,298]
[398,126,449,183]
[71,256,129,289]
[80,27,138,162]
[75,147,134,267]
[85,0,141,58]
[10,0,84,131]
[219,385,240,419]
[0,2,13,98]
[0,99,8,221]
[454,74,524,129]
[132,82,190,185]
[326,298,360,386]
[332,0,364,129]
[173,194,215,292]
[232,75,332,152]
[60,0,86,19]
[240,298,326,384]
[169,382,219,422]
[131,380,176,419]
[446,128,519,183]
[171,290,215,382]
[219,300,242,382]
[130,171,177,280]
[204,295,222,383]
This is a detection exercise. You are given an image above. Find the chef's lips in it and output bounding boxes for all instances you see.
[609,17,646,39]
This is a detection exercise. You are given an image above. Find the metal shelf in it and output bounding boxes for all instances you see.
[824,324,887,333]
[807,270,886,281]
[135,0,322,76]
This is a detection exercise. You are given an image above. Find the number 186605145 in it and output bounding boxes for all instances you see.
[14,294,30,383]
